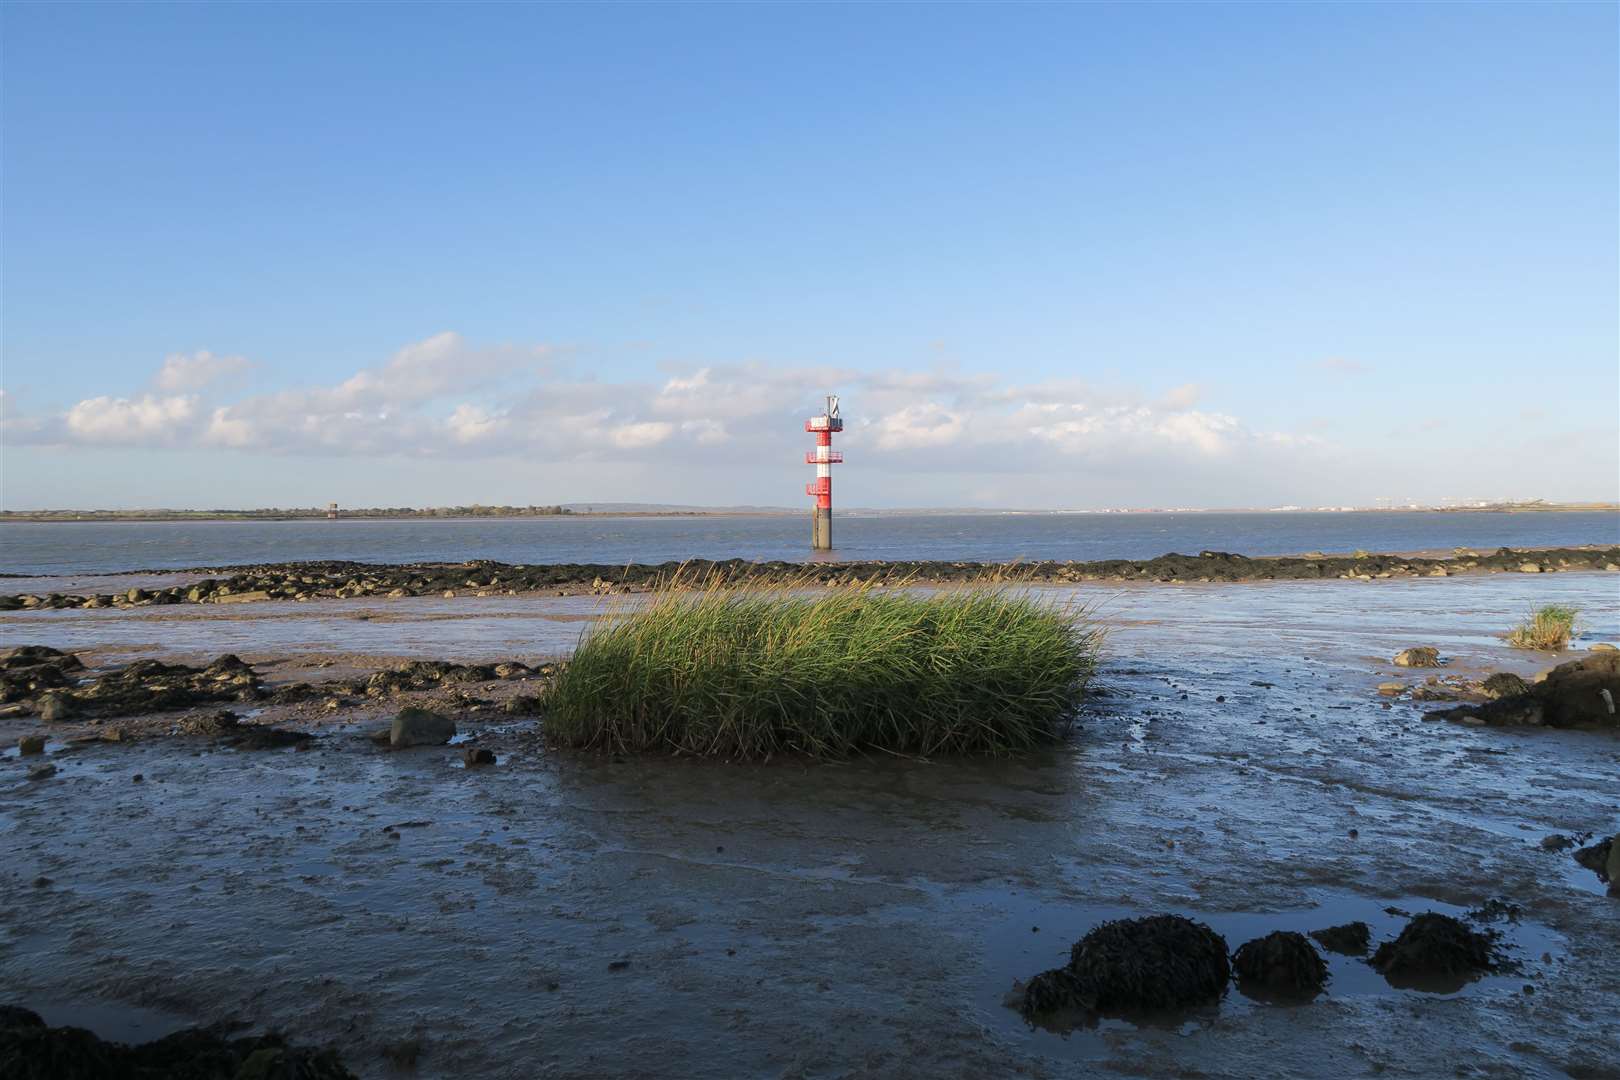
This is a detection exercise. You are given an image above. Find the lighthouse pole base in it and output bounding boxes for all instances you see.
[812,508,832,551]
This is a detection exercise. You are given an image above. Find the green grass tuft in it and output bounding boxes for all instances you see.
[542,576,1100,758]
[1507,604,1578,650]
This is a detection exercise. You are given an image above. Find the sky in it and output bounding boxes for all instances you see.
[2,2,1616,510]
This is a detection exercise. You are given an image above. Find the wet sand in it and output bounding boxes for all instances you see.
[2,574,1619,1078]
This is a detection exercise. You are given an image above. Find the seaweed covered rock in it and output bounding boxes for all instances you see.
[1370,913,1496,989]
[1232,931,1328,1001]
[0,1005,356,1079]
[1573,834,1616,887]
[1479,672,1530,700]
[1309,921,1371,956]
[1020,914,1230,1020]
[1430,653,1620,729]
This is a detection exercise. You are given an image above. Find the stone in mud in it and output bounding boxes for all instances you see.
[1370,913,1496,988]
[390,707,456,748]
[1394,647,1441,668]
[26,763,56,781]
[17,735,45,755]
[36,693,74,722]
[1376,681,1406,696]
[1573,835,1615,884]
[1062,914,1230,1012]
[1430,653,1620,729]
[1539,834,1575,852]
[1592,642,1618,652]
[0,1002,357,1079]
[1308,921,1371,956]
[463,747,496,766]
[1018,967,1090,1020]
[1479,672,1531,700]
[1232,931,1328,1000]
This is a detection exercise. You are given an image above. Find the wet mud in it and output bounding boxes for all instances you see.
[2,572,1618,1077]
[3,544,1616,611]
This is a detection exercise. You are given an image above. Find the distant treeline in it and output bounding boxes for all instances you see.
[0,505,576,521]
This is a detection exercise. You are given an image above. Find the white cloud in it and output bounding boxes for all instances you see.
[4,333,1317,488]
[65,394,197,443]
[610,421,674,449]
[154,351,252,392]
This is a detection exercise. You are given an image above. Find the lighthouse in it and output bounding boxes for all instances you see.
[805,394,843,550]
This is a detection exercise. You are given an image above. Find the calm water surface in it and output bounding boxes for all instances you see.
[1,510,1616,575]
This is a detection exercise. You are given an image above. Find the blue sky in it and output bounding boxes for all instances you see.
[2,2,1615,509]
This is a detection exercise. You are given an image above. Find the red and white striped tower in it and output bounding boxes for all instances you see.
[805,394,843,550]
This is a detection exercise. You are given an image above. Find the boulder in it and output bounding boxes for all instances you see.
[1430,653,1619,729]
[1370,913,1496,989]
[1479,672,1530,700]
[1309,921,1370,955]
[1232,931,1327,1000]
[1394,647,1441,668]
[36,693,74,722]
[1021,914,1230,1016]
[390,707,456,748]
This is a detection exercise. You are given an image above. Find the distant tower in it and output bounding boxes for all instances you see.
[327,502,338,519]
[805,395,843,550]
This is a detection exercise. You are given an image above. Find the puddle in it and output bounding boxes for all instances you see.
[26,999,196,1044]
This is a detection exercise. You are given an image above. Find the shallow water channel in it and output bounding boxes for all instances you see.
[2,573,1618,1078]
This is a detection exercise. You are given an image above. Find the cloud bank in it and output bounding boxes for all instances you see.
[3,331,1329,504]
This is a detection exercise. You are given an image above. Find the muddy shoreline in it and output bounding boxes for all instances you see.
[3,545,1616,611]
[4,573,1618,1078]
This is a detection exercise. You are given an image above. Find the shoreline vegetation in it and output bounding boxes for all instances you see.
[2,546,1616,609]
[544,578,1098,758]
[0,500,1616,523]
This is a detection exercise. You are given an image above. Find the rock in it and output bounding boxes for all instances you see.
[368,727,393,745]
[1430,653,1619,729]
[1593,643,1618,652]
[1539,834,1575,851]
[1021,914,1230,1018]
[1370,913,1496,989]
[390,707,456,748]
[463,747,496,766]
[1479,672,1530,700]
[1394,647,1441,668]
[36,693,74,722]
[1609,839,1620,886]
[26,763,56,780]
[1377,681,1406,696]
[17,735,45,755]
[1573,835,1615,883]
[1232,931,1328,1000]
[0,1005,358,1078]
[1308,921,1371,955]
[1518,562,1542,573]
[214,590,271,604]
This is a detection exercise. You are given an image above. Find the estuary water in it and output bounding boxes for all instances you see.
[2,510,1617,575]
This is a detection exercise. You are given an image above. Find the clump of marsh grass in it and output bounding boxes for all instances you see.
[543,574,1099,758]
[1507,604,1578,650]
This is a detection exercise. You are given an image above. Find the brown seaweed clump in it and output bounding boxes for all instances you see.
[1232,931,1328,1001]
[1020,914,1230,1020]
[0,1004,356,1079]
[1309,921,1372,956]
[1369,913,1497,991]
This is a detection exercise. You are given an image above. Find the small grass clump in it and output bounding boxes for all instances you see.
[543,577,1098,758]
[1507,604,1578,650]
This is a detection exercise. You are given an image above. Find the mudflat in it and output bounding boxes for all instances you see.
[2,571,1618,1078]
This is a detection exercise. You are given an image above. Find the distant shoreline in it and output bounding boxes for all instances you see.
[1,502,1615,524]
